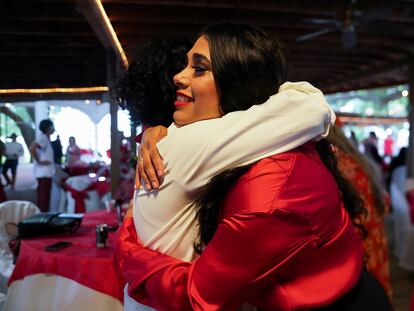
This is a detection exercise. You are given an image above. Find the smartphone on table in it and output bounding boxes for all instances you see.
[45,241,73,252]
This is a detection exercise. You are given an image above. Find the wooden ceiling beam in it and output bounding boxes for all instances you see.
[0,67,106,75]
[110,20,339,35]
[290,52,386,63]
[105,12,414,32]
[323,57,410,88]
[1,42,101,50]
[103,0,414,23]
[292,62,366,71]
[103,1,413,25]
[288,45,408,60]
[104,4,334,24]
[2,70,105,77]
[0,52,105,59]
[290,56,389,69]
[0,2,85,22]
[2,33,97,40]
[0,20,92,33]
[0,57,104,64]
[1,0,412,93]
[103,0,340,17]
[114,26,414,51]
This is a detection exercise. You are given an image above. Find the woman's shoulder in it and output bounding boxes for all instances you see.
[250,142,320,175]
[222,143,338,216]
[220,146,303,215]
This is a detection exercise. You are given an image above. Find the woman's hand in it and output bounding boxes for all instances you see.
[136,126,168,190]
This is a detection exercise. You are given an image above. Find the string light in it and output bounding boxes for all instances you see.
[93,0,128,68]
[0,86,108,95]
[339,115,407,125]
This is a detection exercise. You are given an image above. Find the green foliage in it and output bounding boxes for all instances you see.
[0,106,32,138]
[327,84,409,117]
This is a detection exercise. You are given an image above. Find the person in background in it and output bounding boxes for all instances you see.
[386,146,407,190]
[3,133,24,190]
[383,133,394,159]
[65,136,81,167]
[0,139,5,168]
[51,134,69,213]
[327,124,392,300]
[114,162,136,207]
[0,139,7,202]
[51,134,63,165]
[29,119,55,212]
[350,130,359,149]
[363,131,383,166]
[362,131,385,188]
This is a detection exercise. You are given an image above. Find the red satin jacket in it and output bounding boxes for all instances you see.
[115,143,364,311]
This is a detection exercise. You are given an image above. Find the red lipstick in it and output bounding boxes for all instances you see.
[175,91,193,107]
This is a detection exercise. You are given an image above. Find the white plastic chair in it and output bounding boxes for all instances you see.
[65,175,104,213]
[0,200,40,299]
[390,166,414,271]
[0,200,40,253]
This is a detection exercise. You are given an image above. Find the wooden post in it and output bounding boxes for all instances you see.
[76,0,128,196]
[107,50,120,196]
[130,121,137,158]
[407,58,414,178]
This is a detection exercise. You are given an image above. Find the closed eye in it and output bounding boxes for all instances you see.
[191,66,207,74]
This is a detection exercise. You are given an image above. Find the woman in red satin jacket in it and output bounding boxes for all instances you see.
[118,142,364,310]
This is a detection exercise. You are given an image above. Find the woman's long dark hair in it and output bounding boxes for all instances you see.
[201,22,288,114]
[194,23,365,253]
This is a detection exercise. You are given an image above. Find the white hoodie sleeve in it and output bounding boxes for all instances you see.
[157,81,335,190]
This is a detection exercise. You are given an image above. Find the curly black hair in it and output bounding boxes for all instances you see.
[112,37,191,127]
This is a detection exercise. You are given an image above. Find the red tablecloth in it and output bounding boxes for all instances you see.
[65,164,104,176]
[8,210,126,303]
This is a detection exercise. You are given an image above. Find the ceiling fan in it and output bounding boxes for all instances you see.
[296,0,393,49]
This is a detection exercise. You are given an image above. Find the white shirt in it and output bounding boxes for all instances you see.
[33,132,55,178]
[5,142,24,160]
[133,82,336,262]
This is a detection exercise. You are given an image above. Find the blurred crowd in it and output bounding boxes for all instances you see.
[0,119,136,213]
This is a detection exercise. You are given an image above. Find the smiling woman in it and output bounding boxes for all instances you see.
[173,37,221,126]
